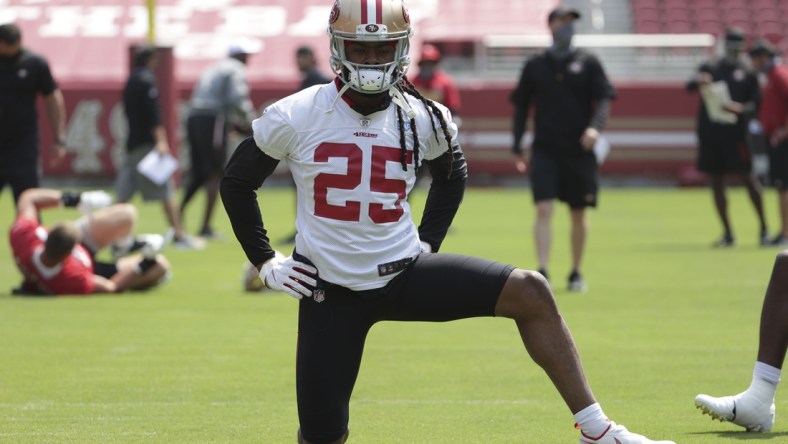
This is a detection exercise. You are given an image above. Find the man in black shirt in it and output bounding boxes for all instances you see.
[0,23,66,205]
[296,46,331,90]
[510,6,615,292]
[686,28,768,248]
[115,45,202,250]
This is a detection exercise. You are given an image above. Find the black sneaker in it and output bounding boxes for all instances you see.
[537,268,549,282]
[772,235,788,247]
[712,233,735,248]
[567,271,587,293]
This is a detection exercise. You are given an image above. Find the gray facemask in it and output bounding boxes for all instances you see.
[551,22,575,52]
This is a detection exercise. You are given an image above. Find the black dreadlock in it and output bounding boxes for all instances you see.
[393,75,455,178]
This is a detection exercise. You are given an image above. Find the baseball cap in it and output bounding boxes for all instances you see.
[419,44,441,63]
[748,39,777,57]
[548,6,581,24]
[228,39,260,57]
[724,27,745,42]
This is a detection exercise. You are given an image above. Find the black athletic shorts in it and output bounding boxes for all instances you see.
[530,145,598,209]
[187,112,228,179]
[294,252,514,443]
[770,140,788,190]
[697,126,751,174]
[94,261,118,279]
[0,163,39,203]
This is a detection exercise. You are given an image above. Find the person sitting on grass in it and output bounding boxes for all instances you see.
[10,187,170,295]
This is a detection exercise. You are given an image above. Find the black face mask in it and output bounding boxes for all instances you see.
[723,41,743,63]
[551,22,575,51]
[0,51,21,67]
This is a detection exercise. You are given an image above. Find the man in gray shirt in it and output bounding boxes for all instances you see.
[181,43,257,238]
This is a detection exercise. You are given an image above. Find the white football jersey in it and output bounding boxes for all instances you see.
[253,82,458,290]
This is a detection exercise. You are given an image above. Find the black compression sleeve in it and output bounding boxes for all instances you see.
[220,137,281,266]
[589,98,611,131]
[418,145,468,252]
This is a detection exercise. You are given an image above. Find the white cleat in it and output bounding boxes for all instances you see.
[579,421,675,444]
[695,393,775,432]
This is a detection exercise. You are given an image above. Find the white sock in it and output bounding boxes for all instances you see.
[574,403,609,438]
[744,362,780,404]
[753,361,781,385]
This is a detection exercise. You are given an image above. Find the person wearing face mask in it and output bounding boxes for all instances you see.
[510,6,616,293]
[686,28,768,248]
[0,22,66,206]
[749,40,788,246]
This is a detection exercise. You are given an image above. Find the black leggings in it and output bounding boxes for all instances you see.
[295,252,514,443]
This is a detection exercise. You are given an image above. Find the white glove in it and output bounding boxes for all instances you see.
[259,251,318,300]
[419,240,432,253]
[78,190,113,215]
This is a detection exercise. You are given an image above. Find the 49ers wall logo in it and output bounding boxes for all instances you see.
[329,0,340,24]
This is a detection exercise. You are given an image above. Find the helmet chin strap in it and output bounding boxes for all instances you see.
[390,87,415,119]
[324,81,353,114]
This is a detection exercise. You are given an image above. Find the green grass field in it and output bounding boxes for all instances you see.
[1,185,787,443]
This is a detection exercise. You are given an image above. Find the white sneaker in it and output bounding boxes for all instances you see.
[242,262,265,292]
[172,234,206,250]
[579,421,675,443]
[138,234,167,259]
[695,392,775,432]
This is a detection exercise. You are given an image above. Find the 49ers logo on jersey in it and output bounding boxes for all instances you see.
[329,0,340,24]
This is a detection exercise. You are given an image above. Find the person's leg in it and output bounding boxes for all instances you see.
[778,190,788,239]
[200,172,221,234]
[529,149,558,278]
[113,254,170,290]
[296,288,371,444]
[180,115,211,220]
[740,172,769,243]
[384,253,672,443]
[709,173,733,242]
[695,251,788,432]
[495,269,596,412]
[569,207,587,274]
[535,200,553,274]
[758,250,788,367]
[79,204,137,251]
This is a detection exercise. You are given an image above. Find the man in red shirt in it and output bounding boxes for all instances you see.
[410,43,461,117]
[10,188,170,295]
[750,40,788,246]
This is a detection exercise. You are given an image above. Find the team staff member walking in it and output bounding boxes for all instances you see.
[116,46,202,250]
[0,23,66,204]
[510,6,616,292]
[686,27,768,247]
[181,43,258,239]
[749,40,788,246]
[222,1,674,443]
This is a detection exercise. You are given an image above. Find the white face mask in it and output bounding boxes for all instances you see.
[349,67,392,93]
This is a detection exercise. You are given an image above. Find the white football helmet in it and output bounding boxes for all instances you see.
[327,0,413,94]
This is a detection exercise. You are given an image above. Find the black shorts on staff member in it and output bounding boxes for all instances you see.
[530,143,598,209]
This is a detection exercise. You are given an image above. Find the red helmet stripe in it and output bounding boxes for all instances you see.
[375,0,383,24]
[361,0,368,24]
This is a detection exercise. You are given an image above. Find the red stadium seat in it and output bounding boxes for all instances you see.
[636,19,663,34]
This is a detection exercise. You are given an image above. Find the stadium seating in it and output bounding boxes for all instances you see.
[631,0,788,55]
